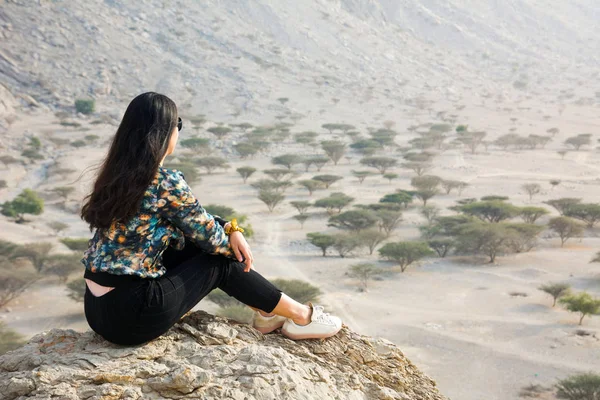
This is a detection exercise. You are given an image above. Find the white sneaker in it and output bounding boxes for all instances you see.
[252,310,287,334]
[281,302,342,340]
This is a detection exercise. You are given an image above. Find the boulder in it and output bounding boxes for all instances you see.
[0,310,446,400]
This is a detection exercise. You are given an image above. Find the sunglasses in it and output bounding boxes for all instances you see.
[177,117,183,132]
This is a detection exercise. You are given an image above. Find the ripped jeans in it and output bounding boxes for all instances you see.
[83,238,283,346]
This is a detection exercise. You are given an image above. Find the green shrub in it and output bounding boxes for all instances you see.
[1,189,44,223]
[70,140,87,148]
[60,238,89,251]
[67,278,86,303]
[21,149,44,160]
[556,372,600,400]
[215,305,254,324]
[270,278,321,304]
[59,121,82,128]
[0,321,26,355]
[75,99,95,115]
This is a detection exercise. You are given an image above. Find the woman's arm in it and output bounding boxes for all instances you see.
[213,215,230,229]
[157,170,234,258]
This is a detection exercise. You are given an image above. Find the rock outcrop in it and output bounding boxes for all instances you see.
[0,310,446,400]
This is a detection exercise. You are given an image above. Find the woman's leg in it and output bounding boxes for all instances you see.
[164,239,312,324]
[247,297,312,324]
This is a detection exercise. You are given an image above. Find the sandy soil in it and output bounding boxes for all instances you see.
[1,102,599,400]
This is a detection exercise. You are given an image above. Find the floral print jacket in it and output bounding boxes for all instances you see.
[81,166,234,279]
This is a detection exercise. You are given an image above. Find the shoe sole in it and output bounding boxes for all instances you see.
[280,324,342,340]
[253,323,285,334]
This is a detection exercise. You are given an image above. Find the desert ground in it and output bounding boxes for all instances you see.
[0,97,598,400]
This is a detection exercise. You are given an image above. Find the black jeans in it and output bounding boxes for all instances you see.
[84,238,283,346]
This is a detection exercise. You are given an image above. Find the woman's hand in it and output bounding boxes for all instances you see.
[229,231,254,272]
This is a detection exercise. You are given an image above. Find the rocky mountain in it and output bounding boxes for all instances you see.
[0,310,446,400]
[1,0,598,124]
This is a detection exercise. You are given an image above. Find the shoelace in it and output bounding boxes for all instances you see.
[311,305,336,325]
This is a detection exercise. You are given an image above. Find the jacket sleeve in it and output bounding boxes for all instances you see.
[157,169,234,259]
[213,215,229,228]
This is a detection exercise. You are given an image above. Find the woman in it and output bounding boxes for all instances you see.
[79,92,342,346]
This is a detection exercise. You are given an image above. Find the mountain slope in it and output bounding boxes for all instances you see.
[0,0,598,122]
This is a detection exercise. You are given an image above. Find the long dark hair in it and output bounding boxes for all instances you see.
[80,92,178,232]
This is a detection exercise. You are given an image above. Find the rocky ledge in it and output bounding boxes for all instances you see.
[0,311,446,400]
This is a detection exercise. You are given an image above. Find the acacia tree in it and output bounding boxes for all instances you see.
[348,263,383,292]
[373,208,403,236]
[559,292,600,325]
[427,238,454,258]
[307,155,330,171]
[549,180,561,190]
[456,130,487,154]
[360,156,397,175]
[383,173,399,183]
[257,190,284,213]
[294,131,319,147]
[236,166,256,183]
[420,205,440,224]
[328,209,378,231]
[195,157,230,174]
[45,253,81,283]
[207,126,232,141]
[411,175,441,206]
[380,190,415,209]
[378,242,434,272]
[403,151,433,163]
[314,192,354,215]
[312,174,343,189]
[458,200,520,223]
[441,179,467,195]
[564,134,591,150]
[233,142,260,159]
[251,179,278,192]
[12,242,54,273]
[65,277,85,304]
[401,161,432,177]
[47,221,69,234]
[290,200,311,215]
[321,140,347,165]
[548,216,584,247]
[546,127,560,137]
[538,282,571,307]
[563,203,600,228]
[0,269,40,309]
[322,123,355,134]
[263,168,293,181]
[351,170,374,184]
[180,137,211,154]
[333,234,362,258]
[505,223,545,253]
[544,198,581,215]
[1,189,44,223]
[356,229,387,255]
[519,206,550,224]
[51,186,75,201]
[521,183,541,201]
[351,139,382,156]
[454,222,516,263]
[293,214,309,229]
[271,154,304,170]
[306,232,335,256]
[298,179,324,196]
